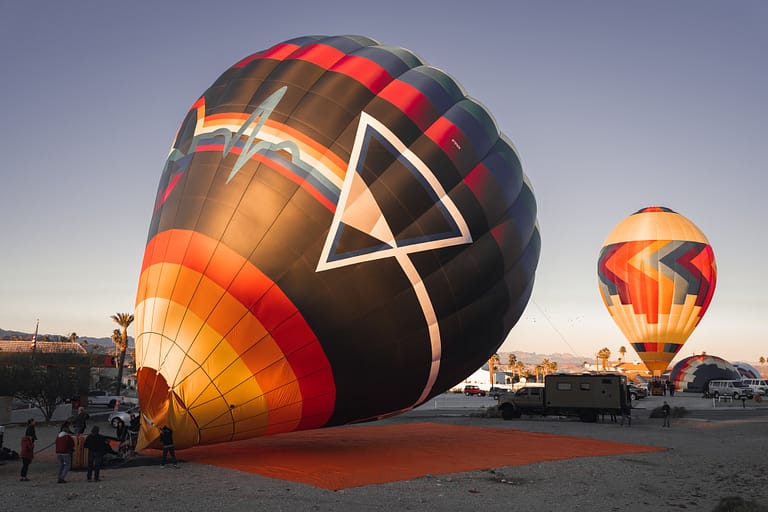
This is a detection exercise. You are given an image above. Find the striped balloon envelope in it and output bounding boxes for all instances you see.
[597,206,716,375]
[135,35,540,449]
[669,354,738,393]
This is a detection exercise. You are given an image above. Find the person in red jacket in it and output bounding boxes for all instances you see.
[20,418,36,481]
[55,421,75,483]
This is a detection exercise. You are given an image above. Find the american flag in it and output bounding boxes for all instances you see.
[30,318,39,352]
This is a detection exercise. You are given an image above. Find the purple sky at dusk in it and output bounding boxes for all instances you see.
[1,1,765,365]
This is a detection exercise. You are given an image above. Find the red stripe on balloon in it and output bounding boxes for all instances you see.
[227,41,471,159]
[377,80,439,130]
[233,43,301,68]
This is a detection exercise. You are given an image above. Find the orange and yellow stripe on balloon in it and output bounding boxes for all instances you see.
[597,207,716,374]
[135,229,335,449]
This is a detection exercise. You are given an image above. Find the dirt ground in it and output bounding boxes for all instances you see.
[1,394,767,511]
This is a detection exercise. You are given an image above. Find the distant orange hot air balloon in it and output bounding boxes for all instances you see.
[597,206,716,374]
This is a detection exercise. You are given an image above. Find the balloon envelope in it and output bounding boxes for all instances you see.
[597,206,716,374]
[135,35,540,449]
[669,354,738,393]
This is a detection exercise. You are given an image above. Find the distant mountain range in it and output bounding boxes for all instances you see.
[1,328,591,363]
[500,351,591,365]
[0,328,132,349]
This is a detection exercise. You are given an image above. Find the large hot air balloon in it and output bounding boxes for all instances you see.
[597,206,716,375]
[135,35,540,449]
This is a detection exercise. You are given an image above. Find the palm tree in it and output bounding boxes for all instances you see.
[597,347,611,371]
[545,359,558,375]
[489,353,501,385]
[111,313,134,396]
[514,360,527,381]
[507,353,517,372]
[110,329,122,361]
[540,358,552,377]
[619,345,626,362]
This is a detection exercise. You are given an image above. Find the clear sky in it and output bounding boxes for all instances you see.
[1,1,765,365]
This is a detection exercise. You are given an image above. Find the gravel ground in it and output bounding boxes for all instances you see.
[1,394,767,512]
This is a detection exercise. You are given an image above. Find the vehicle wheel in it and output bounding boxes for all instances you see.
[500,404,515,420]
[733,392,740,400]
[630,392,637,401]
[111,417,121,428]
[465,392,470,396]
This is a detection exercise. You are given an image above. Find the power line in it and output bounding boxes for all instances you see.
[531,299,579,355]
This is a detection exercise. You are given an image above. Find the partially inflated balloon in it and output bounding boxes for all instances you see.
[135,35,540,449]
[597,206,716,374]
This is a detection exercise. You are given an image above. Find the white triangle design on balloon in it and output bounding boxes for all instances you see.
[317,112,472,272]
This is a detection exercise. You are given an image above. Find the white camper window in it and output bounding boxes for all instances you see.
[580,383,591,391]
[556,382,573,391]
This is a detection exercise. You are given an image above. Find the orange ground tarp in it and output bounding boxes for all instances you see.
[177,422,665,490]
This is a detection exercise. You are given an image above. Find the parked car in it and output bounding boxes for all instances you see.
[742,379,768,396]
[488,386,512,400]
[628,384,648,400]
[108,407,140,428]
[463,385,487,397]
[88,390,127,408]
[705,380,754,400]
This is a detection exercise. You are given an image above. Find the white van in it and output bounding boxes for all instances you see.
[705,380,754,399]
[742,379,768,396]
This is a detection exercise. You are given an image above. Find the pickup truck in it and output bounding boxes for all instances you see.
[498,373,629,423]
[87,390,136,408]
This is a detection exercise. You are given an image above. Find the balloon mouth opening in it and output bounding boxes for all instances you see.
[136,367,170,450]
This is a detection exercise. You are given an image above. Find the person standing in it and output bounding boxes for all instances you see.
[128,412,140,452]
[84,426,113,482]
[114,418,130,457]
[19,418,36,481]
[55,422,75,483]
[662,401,671,428]
[72,407,89,434]
[159,425,178,468]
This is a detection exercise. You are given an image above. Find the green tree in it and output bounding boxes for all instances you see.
[111,312,135,396]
